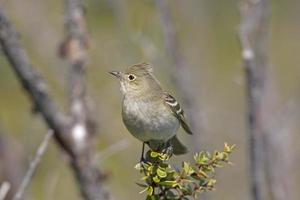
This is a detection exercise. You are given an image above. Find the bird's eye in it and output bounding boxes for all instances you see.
[128,74,136,81]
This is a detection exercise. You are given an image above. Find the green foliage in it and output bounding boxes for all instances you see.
[135,143,235,200]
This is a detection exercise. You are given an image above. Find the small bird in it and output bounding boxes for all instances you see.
[109,63,193,159]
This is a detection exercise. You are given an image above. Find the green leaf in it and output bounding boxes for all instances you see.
[157,167,167,178]
[159,153,169,161]
[150,151,159,158]
[183,162,189,173]
[137,146,235,200]
[146,195,152,200]
[166,170,178,180]
[182,162,194,176]
[224,143,236,153]
[195,152,209,164]
[159,180,178,187]
[166,190,178,199]
[215,152,225,160]
[199,169,208,178]
[136,182,147,188]
[146,165,154,175]
[152,176,160,183]
[213,163,223,168]
[207,179,217,187]
[147,186,154,196]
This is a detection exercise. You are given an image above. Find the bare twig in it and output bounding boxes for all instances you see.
[60,1,112,200]
[155,0,202,150]
[13,130,53,200]
[263,101,295,200]
[238,0,270,199]
[96,139,130,163]
[0,6,112,200]
[61,0,92,155]
[0,9,72,155]
[0,182,11,200]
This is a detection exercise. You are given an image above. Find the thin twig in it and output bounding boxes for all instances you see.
[0,6,112,200]
[61,1,112,199]
[238,0,270,199]
[62,0,92,154]
[96,139,130,163]
[0,9,72,156]
[0,182,11,200]
[263,101,295,200]
[155,0,203,150]
[13,130,53,200]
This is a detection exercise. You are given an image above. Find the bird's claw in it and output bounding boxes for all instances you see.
[162,145,173,157]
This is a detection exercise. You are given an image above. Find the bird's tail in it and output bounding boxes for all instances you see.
[170,136,188,155]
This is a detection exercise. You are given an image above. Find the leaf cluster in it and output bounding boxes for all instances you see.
[135,143,235,200]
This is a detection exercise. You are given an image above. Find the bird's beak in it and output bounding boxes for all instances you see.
[109,71,122,79]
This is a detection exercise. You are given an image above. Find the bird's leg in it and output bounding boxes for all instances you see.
[162,140,173,157]
[140,142,146,163]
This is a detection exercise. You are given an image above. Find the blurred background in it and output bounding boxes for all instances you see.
[0,0,300,199]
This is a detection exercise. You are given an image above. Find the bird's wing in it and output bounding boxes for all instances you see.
[163,92,193,135]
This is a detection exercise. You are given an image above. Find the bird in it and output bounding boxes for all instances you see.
[109,63,193,160]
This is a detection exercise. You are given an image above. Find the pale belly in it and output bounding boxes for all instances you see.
[122,100,179,142]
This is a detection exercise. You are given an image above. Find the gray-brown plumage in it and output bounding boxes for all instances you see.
[110,63,193,155]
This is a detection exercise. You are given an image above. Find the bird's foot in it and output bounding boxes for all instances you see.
[162,145,173,157]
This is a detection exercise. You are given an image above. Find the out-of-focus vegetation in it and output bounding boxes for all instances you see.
[0,0,300,200]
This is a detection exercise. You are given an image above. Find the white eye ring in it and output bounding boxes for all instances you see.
[128,74,136,81]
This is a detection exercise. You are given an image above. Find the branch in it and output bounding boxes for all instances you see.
[60,1,113,200]
[263,101,295,200]
[96,139,130,163]
[136,144,235,199]
[155,0,203,149]
[61,0,92,155]
[0,7,112,200]
[13,130,53,200]
[238,0,270,200]
[0,9,72,155]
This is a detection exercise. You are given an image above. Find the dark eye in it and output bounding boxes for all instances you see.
[128,74,136,81]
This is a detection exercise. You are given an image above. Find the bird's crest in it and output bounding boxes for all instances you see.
[125,63,153,76]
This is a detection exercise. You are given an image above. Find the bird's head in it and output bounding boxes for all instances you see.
[109,63,161,97]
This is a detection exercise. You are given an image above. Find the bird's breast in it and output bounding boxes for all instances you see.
[122,98,179,142]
